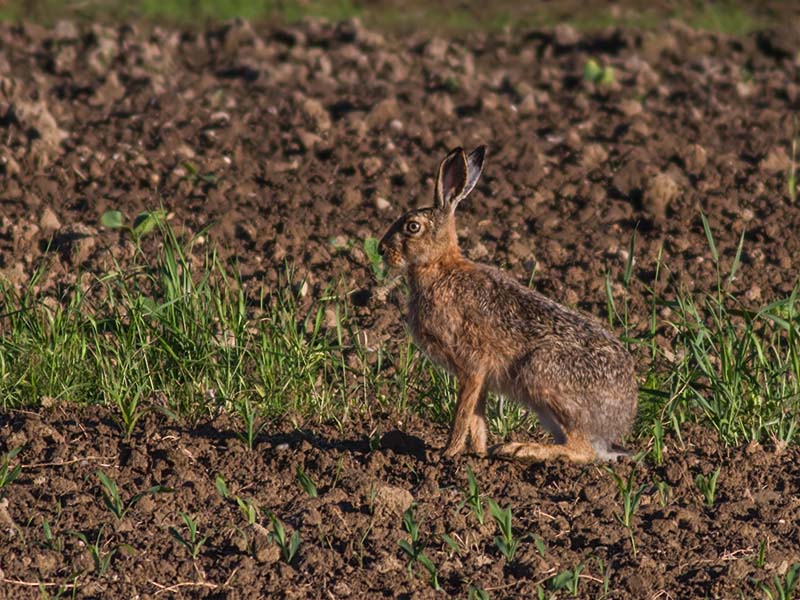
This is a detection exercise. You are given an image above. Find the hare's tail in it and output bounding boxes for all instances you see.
[592,439,632,461]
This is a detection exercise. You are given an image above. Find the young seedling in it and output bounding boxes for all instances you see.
[650,418,665,466]
[228,497,260,556]
[486,498,522,562]
[547,561,585,596]
[583,58,615,85]
[468,585,490,600]
[37,580,78,600]
[235,398,264,451]
[181,161,217,186]
[654,478,671,507]
[604,230,637,347]
[695,467,721,507]
[356,521,374,569]
[606,466,646,556]
[70,527,117,577]
[398,505,442,591]
[93,347,148,440]
[0,446,21,498]
[532,533,547,558]
[214,474,229,499]
[398,505,423,556]
[95,470,169,520]
[368,429,382,451]
[41,518,63,553]
[236,497,259,526]
[169,512,208,560]
[594,556,613,598]
[459,465,485,525]
[100,208,168,242]
[754,538,768,569]
[757,562,799,600]
[268,512,300,564]
[330,457,345,491]
[295,465,318,498]
[441,532,464,557]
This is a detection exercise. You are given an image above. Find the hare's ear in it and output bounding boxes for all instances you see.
[435,147,468,211]
[461,145,486,200]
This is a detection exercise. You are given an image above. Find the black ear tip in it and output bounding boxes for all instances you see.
[472,145,487,159]
[450,146,465,160]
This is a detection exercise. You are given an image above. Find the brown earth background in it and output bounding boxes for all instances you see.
[1,4,800,599]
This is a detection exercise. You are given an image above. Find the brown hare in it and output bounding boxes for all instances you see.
[378,146,638,463]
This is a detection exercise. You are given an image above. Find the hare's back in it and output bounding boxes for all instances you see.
[456,264,630,358]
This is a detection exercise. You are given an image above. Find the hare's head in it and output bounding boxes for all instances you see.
[378,145,486,268]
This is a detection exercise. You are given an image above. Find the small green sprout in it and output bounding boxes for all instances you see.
[398,504,442,591]
[95,470,170,520]
[41,518,63,553]
[547,561,585,596]
[440,532,463,556]
[459,465,485,525]
[486,498,522,562]
[235,398,264,451]
[214,474,229,499]
[583,58,615,85]
[169,512,208,560]
[69,527,117,577]
[236,497,259,526]
[654,478,671,507]
[695,467,721,507]
[100,209,168,241]
[269,512,300,564]
[295,465,318,498]
[754,538,768,569]
[181,161,217,185]
[0,446,22,497]
[532,533,547,557]
[650,418,665,465]
[469,585,490,600]
[757,562,799,600]
[607,465,646,555]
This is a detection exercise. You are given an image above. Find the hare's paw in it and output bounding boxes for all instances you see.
[489,442,543,461]
[443,416,471,457]
[489,440,596,463]
[442,438,466,458]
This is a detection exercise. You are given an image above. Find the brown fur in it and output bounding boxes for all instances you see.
[378,146,638,462]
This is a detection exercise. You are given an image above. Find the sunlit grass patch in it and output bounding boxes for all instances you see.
[1,212,799,450]
[658,284,800,445]
[631,217,800,451]
[0,219,363,438]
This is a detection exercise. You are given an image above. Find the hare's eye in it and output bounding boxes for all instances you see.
[405,221,421,234]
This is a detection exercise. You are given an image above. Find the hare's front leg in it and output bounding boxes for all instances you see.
[443,371,487,457]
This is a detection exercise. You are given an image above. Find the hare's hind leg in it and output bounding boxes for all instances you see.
[489,431,597,463]
[443,371,488,457]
